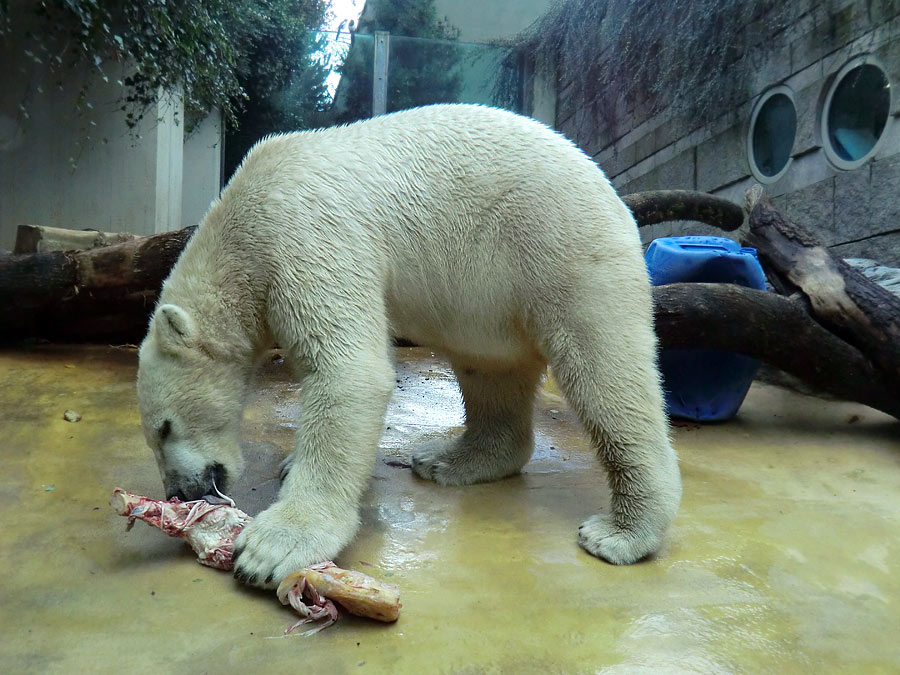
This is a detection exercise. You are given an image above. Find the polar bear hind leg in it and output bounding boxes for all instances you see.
[540,270,682,565]
[411,359,545,486]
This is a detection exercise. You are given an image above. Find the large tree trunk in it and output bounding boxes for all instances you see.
[1,189,897,422]
[0,226,195,342]
[653,283,900,420]
[0,190,740,343]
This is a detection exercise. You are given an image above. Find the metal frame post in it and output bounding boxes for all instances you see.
[372,31,390,116]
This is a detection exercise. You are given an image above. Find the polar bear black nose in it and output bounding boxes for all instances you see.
[205,462,228,493]
[164,463,227,502]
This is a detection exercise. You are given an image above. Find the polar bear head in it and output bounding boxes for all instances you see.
[136,304,246,501]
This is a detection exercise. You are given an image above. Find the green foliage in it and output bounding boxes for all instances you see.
[8,0,331,130]
[335,0,462,123]
[224,28,335,177]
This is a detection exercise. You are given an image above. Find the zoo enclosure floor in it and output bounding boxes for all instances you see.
[0,345,898,673]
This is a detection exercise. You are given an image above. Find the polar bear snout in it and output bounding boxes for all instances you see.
[164,462,228,502]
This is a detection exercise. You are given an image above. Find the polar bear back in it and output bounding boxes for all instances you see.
[172,105,648,359]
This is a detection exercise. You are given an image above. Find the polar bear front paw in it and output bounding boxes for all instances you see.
[411,436,527,486]
[232,501,356,589]
[577,513,661,565]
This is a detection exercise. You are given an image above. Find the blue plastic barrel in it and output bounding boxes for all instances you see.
[644,236,768,421]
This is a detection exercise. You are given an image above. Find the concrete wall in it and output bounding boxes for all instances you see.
[0,5,221,251]
[182,109,223,227]
[554,0,900,265]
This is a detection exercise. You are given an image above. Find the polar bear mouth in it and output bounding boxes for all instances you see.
[165,463,228,502]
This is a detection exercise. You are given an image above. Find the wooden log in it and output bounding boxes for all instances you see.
[0,226,195,342]
[0,190,742,343]
[2,191,895,423]
[653,283,900,420]
[623,190,744,231]
[743,190,900,385]
[13,225,138,254]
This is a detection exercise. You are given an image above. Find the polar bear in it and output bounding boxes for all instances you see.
[136,104,681,588]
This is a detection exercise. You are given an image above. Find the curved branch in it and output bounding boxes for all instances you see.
[624,190,744,231]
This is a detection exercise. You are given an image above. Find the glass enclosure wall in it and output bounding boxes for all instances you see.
[223,30,523,178]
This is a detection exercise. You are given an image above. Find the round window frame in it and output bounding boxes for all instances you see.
[747,85,798,184]
[820,55,893,171]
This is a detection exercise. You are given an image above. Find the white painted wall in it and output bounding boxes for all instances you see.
[182,109,223,227]
[0,4,221,251]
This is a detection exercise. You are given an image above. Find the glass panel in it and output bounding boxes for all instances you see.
[752,93,796,178]
[328,31,376,125]
[224,31,374,178]
[223,31,525,177]
[333,34,521,123]
[387,35,520,115]
[827,64,891,162]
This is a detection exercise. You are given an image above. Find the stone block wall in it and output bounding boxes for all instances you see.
[552,0,900,264]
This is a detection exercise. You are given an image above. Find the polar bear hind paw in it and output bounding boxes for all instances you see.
[577,513,662,565]
[411,436,526,487]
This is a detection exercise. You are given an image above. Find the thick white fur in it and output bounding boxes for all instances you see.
[136,104,681,588]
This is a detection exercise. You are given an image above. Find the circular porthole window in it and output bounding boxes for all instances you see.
[822,57,892,169]
[748,86,797,183]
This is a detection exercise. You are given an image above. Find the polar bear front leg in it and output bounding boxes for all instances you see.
[411,360,544,486]
[233,354,394,589]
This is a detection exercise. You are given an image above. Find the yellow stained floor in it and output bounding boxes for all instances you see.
[0,345,898,674]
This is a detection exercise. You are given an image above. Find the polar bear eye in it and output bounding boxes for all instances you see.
[158,419,172,441]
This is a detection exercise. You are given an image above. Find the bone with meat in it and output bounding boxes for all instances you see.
[110,488,401,633]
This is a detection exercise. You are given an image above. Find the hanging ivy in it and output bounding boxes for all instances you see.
[3,0,331,130]
[506,0,803,138]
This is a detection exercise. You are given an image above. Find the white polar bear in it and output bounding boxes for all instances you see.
[136,104,682,588]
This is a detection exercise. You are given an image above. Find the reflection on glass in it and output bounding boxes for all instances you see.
[827,64,891,162]
[752,93,796,178]
[224,30,374,179]
[333,34,520,124]
[224,30,524,179]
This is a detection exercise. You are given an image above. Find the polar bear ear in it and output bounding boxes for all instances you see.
[153,304,197,351]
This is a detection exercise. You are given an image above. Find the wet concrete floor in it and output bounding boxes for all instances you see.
[0,345,898,673]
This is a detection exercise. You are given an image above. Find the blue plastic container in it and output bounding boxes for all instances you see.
[645,236,768,421]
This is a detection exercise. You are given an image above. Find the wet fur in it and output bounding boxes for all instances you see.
[136,104,682,588]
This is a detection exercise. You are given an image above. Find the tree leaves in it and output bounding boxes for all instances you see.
[11,0,330,131]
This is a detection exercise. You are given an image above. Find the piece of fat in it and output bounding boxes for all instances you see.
[277,562,402,624]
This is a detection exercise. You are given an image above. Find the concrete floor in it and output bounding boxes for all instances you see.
[0,345,898,674]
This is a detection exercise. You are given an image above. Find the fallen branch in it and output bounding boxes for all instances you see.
[0,226,195,342]
[14,224,138,254]
[653,283,900,420]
